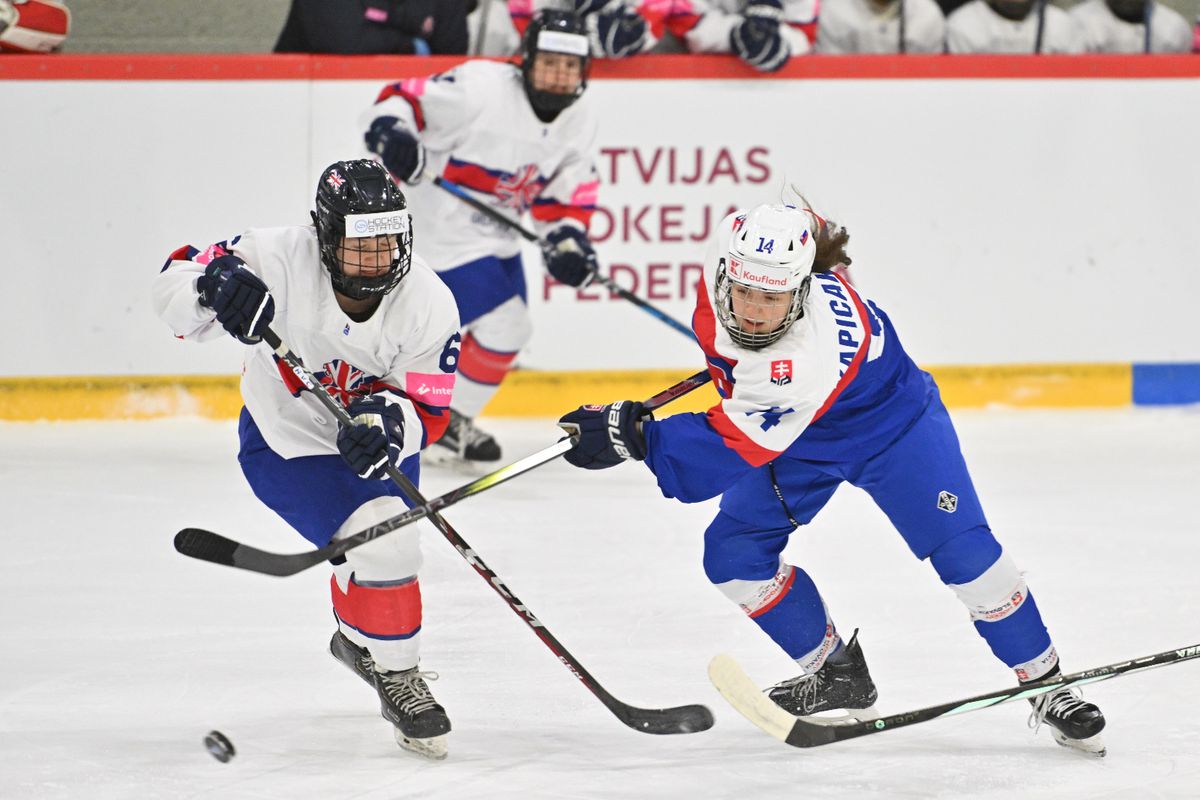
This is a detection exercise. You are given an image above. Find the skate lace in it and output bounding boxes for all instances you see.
[447,413,490,453]
[381,669,442,716]
[1027,687,1088,733]
[778,672,827,715]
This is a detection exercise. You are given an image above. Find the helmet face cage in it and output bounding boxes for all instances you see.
[715,260,811,350]
[313,160,412,301]
[714,205,818,349]
[521,10,590,117]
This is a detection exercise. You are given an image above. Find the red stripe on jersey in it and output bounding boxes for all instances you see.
[442,160,500,194]
[789,20,819,47]
[706,404,782,467]
[374,82,426,131]
[457,333,517,387]
[529,201,592,226]
[808,273,873,425]
[749,566,797,619]
[331,575,422,639]
[413,400,450,445]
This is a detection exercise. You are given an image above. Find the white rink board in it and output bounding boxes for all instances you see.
[2,76,1198,376]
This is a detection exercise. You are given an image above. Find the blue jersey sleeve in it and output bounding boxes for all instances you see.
[642,412,757,503]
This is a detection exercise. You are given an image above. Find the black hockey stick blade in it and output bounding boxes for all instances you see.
[613,702,715,735]
[174,528,332,577]
[710,642,1200,748]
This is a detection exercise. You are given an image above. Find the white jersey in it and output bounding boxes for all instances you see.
[1068,0,1191,52]
[152,226,461,460]
[362,60,600,272]
[947,0,1085,52]
[816,0,946,53]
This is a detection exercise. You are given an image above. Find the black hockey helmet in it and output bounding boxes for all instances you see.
[520,9,590,118]
[312,159,412,301]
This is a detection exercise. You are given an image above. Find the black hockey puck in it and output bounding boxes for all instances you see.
[204,730,236,763]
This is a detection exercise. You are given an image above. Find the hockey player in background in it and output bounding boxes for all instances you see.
[362,8,601,465]
[946,0,1085,52]
[557,203,1108,756]
[153,160,462,760]
[815,0,947,53]
[509,1,817,69]
[1067,0,1193,53]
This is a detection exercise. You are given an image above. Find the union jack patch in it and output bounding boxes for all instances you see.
[326,170,346,189]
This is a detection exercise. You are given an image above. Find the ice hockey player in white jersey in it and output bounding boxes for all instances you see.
[815,0,946,53]
[152,160,462,760]
[557,203,1108,756]
[1068,0,1192,52]
[363,8,601,465]
[947,0,1085,52]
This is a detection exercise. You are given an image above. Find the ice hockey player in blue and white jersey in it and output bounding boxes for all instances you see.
[557,202,1108,756]
[152,160,462,760]
[362,8,601,466]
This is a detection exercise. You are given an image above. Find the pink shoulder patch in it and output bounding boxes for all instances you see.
[192,243,228,266]
[406,373,455,407]
[570,181,600,207]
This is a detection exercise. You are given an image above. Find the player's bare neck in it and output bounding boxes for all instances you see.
[335,291,382,322]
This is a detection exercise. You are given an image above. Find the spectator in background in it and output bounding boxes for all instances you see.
[0,0,70,52]
[275,0,471,54]
[1068,0,1192,52]
[947,0,1085,52]
[816,0,946,52]
[511,1,815,70]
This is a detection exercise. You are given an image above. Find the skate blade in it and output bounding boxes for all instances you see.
[797,704,880,726]
[394,729,448,760]
[1051,729,1106,758]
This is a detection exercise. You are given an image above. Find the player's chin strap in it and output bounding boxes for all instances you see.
[423,171,696,341]
[186,326,716,735]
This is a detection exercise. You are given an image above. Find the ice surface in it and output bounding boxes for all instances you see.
[2,408,1199,799]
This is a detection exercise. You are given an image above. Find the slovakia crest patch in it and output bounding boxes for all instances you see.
[770,359,793,387]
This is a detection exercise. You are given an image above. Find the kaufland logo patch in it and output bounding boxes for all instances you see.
[770,360,792,386]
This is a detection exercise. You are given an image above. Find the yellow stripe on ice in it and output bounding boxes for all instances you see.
[0,363,1131,422]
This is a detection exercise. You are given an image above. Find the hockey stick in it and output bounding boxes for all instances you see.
[709,642,1200,748]
[427,172,696,340]
[175,341,715,734]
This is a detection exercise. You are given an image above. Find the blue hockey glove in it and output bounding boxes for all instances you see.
[731,0,790,73]
[337,395,407,480]
[364,116,425,184]
[195,255,275,345]
[543,226,598,288]
[588,8,654,58]
[558,400,649,470]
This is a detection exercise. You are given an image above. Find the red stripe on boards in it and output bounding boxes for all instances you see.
[2,54,1197,81]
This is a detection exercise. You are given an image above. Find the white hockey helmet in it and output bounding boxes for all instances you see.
[715,204,818,349]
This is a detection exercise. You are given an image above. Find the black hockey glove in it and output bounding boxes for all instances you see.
[337,395,407,480]
[365,116,425,184]
[730,0,790,73]
[587,7,654,58]
[543,226,599,288]
[558,400,649,470]
[196,255,275,345]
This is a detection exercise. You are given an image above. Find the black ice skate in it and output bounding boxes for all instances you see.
[1027,668,1106,757]
[766,631,879,720]
[329,631,376,688]
[374,666,452,760]
[430,409,501,463]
